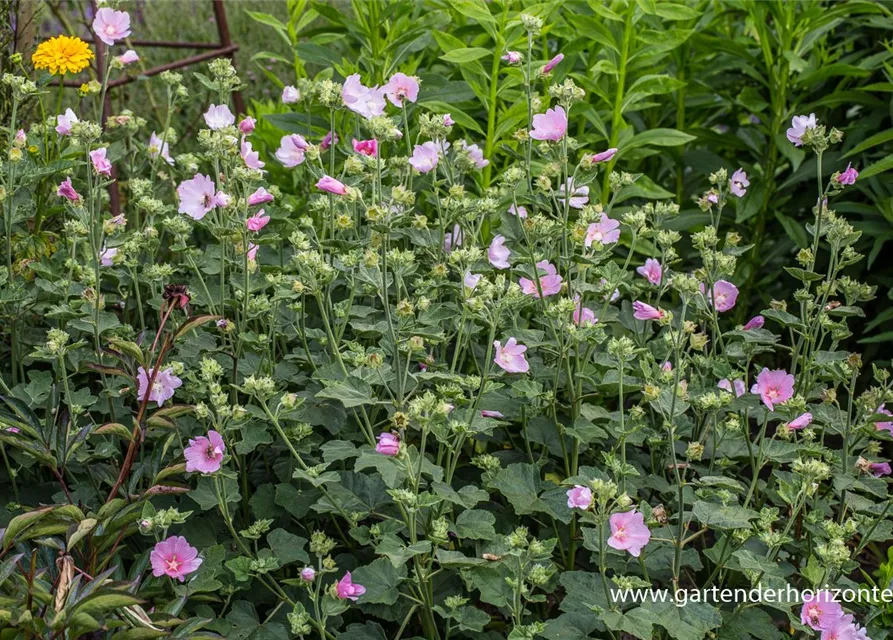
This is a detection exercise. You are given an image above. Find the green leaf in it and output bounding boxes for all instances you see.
[454,509,496,540]
[72,591,142,616]
[440,47,492,64]
[316,376,378,408]
[859,154,893,180]
[692,501,759,530]
[267,528,309,565]
[350,557,406,605]
[489,463,550,516]
[626,128,696,150]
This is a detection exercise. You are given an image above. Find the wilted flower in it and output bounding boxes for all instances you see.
[316,175,348,195]
[558,179,589,209]
[442,114,455,127]
[163,284,190,309]
[519,261,562,298]
[742,315,764,330]
[56,108,78,136]
[870,461,891,477]
[241,139,264,170]
[787,113,817,146]
[203,103,235,130]
[376,432,400,456]
[246,210,270,232]
[607,510,651,557]
[835,163,858,186]
[541,53,564,75]
[281,85,300,104]
[336,572,366,601]
[488,235,510,269]
[57,177,81,202]
[481,410,504,419]
[320,130,338,150]
[632,301,663,321]
[444,224,463,253]
[751,368,795,410]
[90,148,112,176]
[137,367,183,406]
[248,187,274,206]
[184,430,225,473]
[591,148,618,163]
[785,412,813,430]
[100,247,118,266]
[566,485,592,509]
[494,338,529,373]
[457,139,488,168]
[502,51,522,64]
[636,258,662,285]
[530,105,567,141]
[93,8,131,46]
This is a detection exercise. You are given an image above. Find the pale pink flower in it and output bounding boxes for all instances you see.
[751,368,795,411]
[300,567,316,582]
[444,224,463,253]
[585,214,621,247]
[509,204,528,219]
[494,338,529,374]
[320,130,338,150]
[239,117,256,135]
[488,235,510,269]
[787,113,817,146]
[820,616,861,640]
[481,410,504,419]
[56,108,78,136]
[785,412,813,430]
[566,485,592,509]
[801,591,844,630]
[573,295,596,326]
[93,8,131,46]
[706,191,719,204]
[57,177,81,202]
[203,104,234,130]
[177,174,219,220]
[442,114,455,127]
[591,148,618,163]
[136,366,183,407]
[502,51,522,64]
[730,168,749,197]
[90,148,112,176]
[708,280,739,312]
[148,131,173,165]
[240,140,264,170]
[248,187,274,206]
[247,243,259,262]
[376,432,400,456]
[342,74,386,119]
[409,141,439,173]
[637,258,662,285]
[875,405,893,434]
[336,572,366,601]
[246,210,270,232]
[541,53,564,75]
[519,260,563,298]
[632,301,663,321]
[275,134,308,167]
[718,379,746,398]
[117,49,139,65]
[352,138,378,157]
[100,247,118,267]
[316,175,348,195]
[607,510,651,557]
[836,163,858,186]
[530,105,567,141]
[464,272,481,290]
[558,179,589,209]
[870,461,891,477]
[601,279,620,302]
[184,430,225,473]
[457,139,488,168]
[281,85,300,104]
[14,129,25,146]
[742,315,764,331]
[151,536,202,582]
[382,72,420,107]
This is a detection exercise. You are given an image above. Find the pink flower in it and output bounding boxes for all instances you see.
[241,140,264,170]
[636,258,662,285]
[875,405,893,434]
[93,8,131,46]
[316,175,348,195]
[247,243,259,262]
[300,567,316,582]
[136,366,183,407]
[632,301,663,321]
[457,139,488,168]
[530,105,567,141]
[150,536,202,582]
[591,148,618,163]
[718,378,746,398]
[801,591,844,631]
[566,485,592,509]
[100,247,117,267]
[661,361,673,372]
[502,51,522,64]
[90,148,112,176]
[281,85,300,104]
[56,108,78,136]
[248,187,274,206]
[751,368,795,411]
[573,295,596,326]
[148,131,173,166]
[57,177,81,202]
[742,315,764,331]
[177,174,220,220]
[246,210,270,232]
[409,141,439,173]
[442,114,455,127]
[585,214,621,247]
[708,280,739,312]
[464,272,481,290]
[481,410,504,419]
[509,204,528,219]
[320,130,339,150]
[558,179,589,209]
[730,168,749,198]
[376,432,400,456]
[870,461,891,477]
[607,510,651,557]
[494,338,529,374]
[184,430,225,473]
[836,163,858,186]
[203,104,234,130]
[706,191,719,204]
[336,572,366,601]
[785,412,813,430]
[787,113,817,146]
[519,260,563,298]
[352,138,378,157]
[117,49,139,65]
[488,235,510,269]
[14,129,25,146]
[239,117,256,135]
[382,72,420,107]
[541,53,564,75]
[444,224,463,253]
[342,74,386,119]
[820,616,861,640]
[275,134,308,167]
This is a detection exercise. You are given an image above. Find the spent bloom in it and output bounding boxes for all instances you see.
[376,432,400,456]
[558,179,589,209]
[509,204,528,219]
[57,177,81,202]
[320,130,339,150]
[836,163,858,186]
[787,113,817,146]
[636,258,663,285]
[409,142,440,173]
[573,296,596,326]
[519,261,563,298]
[56,108,78,135]
[352,138,378,157]
[494,338,529,374]
[730,168,749,198]
[632,301,663,321]
[875,405,893,434]
[317,175,348,195]
[464,272,481,290]
[585,214,621,247]
[246,210,270,232]
[566,485,592,509]
[93,8,131,46]
[785,412,813,430]
[203,104,235,130]
[751,368,795,411]
[801,591,844,631]
[591,148,618,163]
[458,139,489,168]
[281,85,300,104]
[148,131,174,166]
[718,379,746,398]
[541,53,564,75]
[488,235,510,269]
[275,134,308,167]
[382,72,420,107]
[442,114,455,127]
[530,105,567,141]
[90,148,112,176]
[137,367,183,407]
[100,247,118,267]
[444,224,463,253]
[607,510,651,557]
[336,572,366,601]
[708,280,739,312]
[342,74,386,119]
[742,315,765,331]
[118,49,139,65]
[502,51,522,64]
[241,140,264,170]
[481,410,504,419]
[239,116,256,135]
[248,187,274,206]
[184,430,226,473]
[150,536,202,582]
[870,462,892,477]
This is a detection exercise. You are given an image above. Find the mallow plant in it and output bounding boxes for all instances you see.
[0,5,891,640]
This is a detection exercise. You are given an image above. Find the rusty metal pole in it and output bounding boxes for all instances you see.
[212,0,245,116]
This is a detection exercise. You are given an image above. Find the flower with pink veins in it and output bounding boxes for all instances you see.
[488,235,510,269]
[730,168,749,197]
[316,175,348,195]
[785,412,813,430]
[100,247,118,267]
[57,177,81,202]
[336,572,366,601]
[591,148,618,163]
[56,108,78,136]
[90,148,112,176]
[240,140,264,170]
[541,53,564,75]
[585,214,621,247]
[148,131,174,166]
[93,7,131,46]
[787,113,817,146]
[203,104,235,130]
[707,280,739,312]
[342,74,386,119]
[637,258,662,285]
[529,105,568,141]
[632,301,663,321]
[751,368,795,411]
[494,338,529,374]
[239,117,256,135]
[573,295,597,326]
[136,366,183,407]
[177,174,220,220]
[382,72,420,107]
[275,134,308,167]
[558,179,589,209]
[151,536,202,582]
[248,187,274,206]
[246,210,270,232]
[607,510,651,557]
[117,49,139,65]
[409,141,439,173]
[801,591,845,630]
[836,163,858,186]
[742,315,764,330]
[376,432,400,456]
[352,138,378,157]
[184,430,226,473]
[718,378,746,398]
[566,485,592,509]
[519,261,563,298]
[281,85,299,104]
[509,204,528,219]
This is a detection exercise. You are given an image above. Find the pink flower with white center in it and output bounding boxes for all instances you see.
[57,178,81,202]
[203,104,235,130]
[458,139,489,168]
[248,187,274,206]
[509,204,528,219]
[238,117,256,135]
[56,108,78,136]
[320,130,339,150]
[246,210,270,232]
[442,114,455,127]
[785,412,813,430]
[342,74,386,119]
[573,295,596,326]
[530,105,568,141]
[316,175,348,195]
[742,315,764,330]
[117,50,139,65]
[559,179,589,209]
[177,174,220,220]
[718,378,746,398]
[148,131,174,166]
[871,461,892,477]
[240,140,264,170]
[100,247,118,267]
[376,432,400,456]
[281,85,300,104]
[136,366,183,407]
[730,168,749,197]
[352,138,378,157]
[519,260,563,298]
[751,368,795,411]
[93,8,131,46]
[481,410,504,419]
[541,53,564,75]
[820,616,861,640]
[707,280,739,312]
[875,405,893,434]
[488,235,510,269]
[585,214,621,248]
[494,338,529,374]
[502,51,522,64]
[632,301,663,321]
[301,567,316,582]
[637,258,662,285]
[591,148,618,163]
[607,510,651,557]
[409,141,439,173]
[444,224,463,253]
[836,163,858,186]
[382,72,420,107]
[801,591,845,630]
[275,134,308,167]
[787,113,817,146]
[247,243,259,263]
[336,572,366,601]
[151,536,202,582]
[566,485,592,509]
[184,430,225,473]
[464,272,481,290]
[90,148,112,176]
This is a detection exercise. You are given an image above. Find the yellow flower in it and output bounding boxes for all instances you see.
[32,36,94,75]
